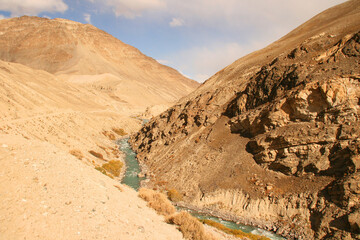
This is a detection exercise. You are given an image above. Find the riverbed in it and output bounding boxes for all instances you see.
[117,137,285,240]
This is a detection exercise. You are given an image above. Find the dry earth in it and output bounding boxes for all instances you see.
[0,16,201,240]
[0,16,199,108]
[0,134,184,240]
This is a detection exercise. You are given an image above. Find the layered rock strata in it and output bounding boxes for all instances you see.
[131,1,360,239]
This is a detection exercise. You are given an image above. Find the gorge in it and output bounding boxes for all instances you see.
[130,1,360,239]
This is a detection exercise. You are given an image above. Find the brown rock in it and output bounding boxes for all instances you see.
[130,1,360,239]
[348,209,360,233]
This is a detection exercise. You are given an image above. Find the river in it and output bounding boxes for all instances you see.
[117,136,285,240]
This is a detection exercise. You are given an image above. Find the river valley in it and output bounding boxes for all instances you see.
[117,137,285,240]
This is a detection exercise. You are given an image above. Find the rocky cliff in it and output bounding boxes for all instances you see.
[130,1,360,239]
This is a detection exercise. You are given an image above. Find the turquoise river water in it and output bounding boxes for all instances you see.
[117,137,285,240]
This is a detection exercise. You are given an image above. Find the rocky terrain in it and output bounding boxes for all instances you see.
[0,17,199,239]
[130,1,360,239]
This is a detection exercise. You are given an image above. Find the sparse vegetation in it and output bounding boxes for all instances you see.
[89,150,104,159]
[112,128,127,136]
[200,219,270,240]
[102,160,123,177]
[95,160,123,178]
[69,149,83,160]
[167,188,183,202]
[102,131,116,140]
[95,166,106,175]
[166,211,216,240]
[138,188,176,216]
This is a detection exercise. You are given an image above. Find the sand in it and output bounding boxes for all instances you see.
[0,134,183,240]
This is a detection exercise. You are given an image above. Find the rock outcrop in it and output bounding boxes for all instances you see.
[130,1,360,239]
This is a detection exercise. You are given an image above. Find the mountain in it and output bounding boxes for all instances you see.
[0,16,199,107]
[130,1,360,239]
[0,16,199,239]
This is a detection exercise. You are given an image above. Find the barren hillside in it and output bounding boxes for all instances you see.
[130,1,360,239]
[0,15,200,240]
[0,16,199,107]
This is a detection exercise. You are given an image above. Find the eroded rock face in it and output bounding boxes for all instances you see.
[131,2,360,239]
[229,32,360,177]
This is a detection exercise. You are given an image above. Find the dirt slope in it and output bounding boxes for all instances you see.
[0,16,198,239]
[0,16,199,107]
[0,134,184,240]
[130,1,360,239]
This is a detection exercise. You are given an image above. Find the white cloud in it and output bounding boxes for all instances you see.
[169,17,184,27]
[0,0,68,16]
[84,13,91,23]
[171,42,253,80]
[157,0,345,81]
[85,0,346,33]
[163,0,346,37]
[0,14,5,20]
[166,39,274,82]
[90,0,166,19]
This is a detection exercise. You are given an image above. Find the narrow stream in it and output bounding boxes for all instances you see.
[118,137,144,191]
[117,132,285,240]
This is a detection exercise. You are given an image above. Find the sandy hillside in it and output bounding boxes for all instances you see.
[0,45,184,240]
[0,15,199,239]
[0,59,140,166]
[0,134,184,240]
[0,16,199,108]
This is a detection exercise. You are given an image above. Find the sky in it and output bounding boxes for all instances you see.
[0,0,347,82]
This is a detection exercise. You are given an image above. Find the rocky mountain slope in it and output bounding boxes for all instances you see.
[0,16,199,107]
[130,1,360,239]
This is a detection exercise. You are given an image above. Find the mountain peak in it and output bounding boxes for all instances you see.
[0,16,199,107]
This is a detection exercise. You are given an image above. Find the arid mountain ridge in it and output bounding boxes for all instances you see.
[131,1,360,239]
[0,16,198,107]
[0,15,199,172]
[0,16,199,240]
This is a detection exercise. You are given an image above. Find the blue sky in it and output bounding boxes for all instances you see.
[0,0,346,82]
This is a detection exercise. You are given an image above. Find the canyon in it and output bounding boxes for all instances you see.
[130,1,360,239]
